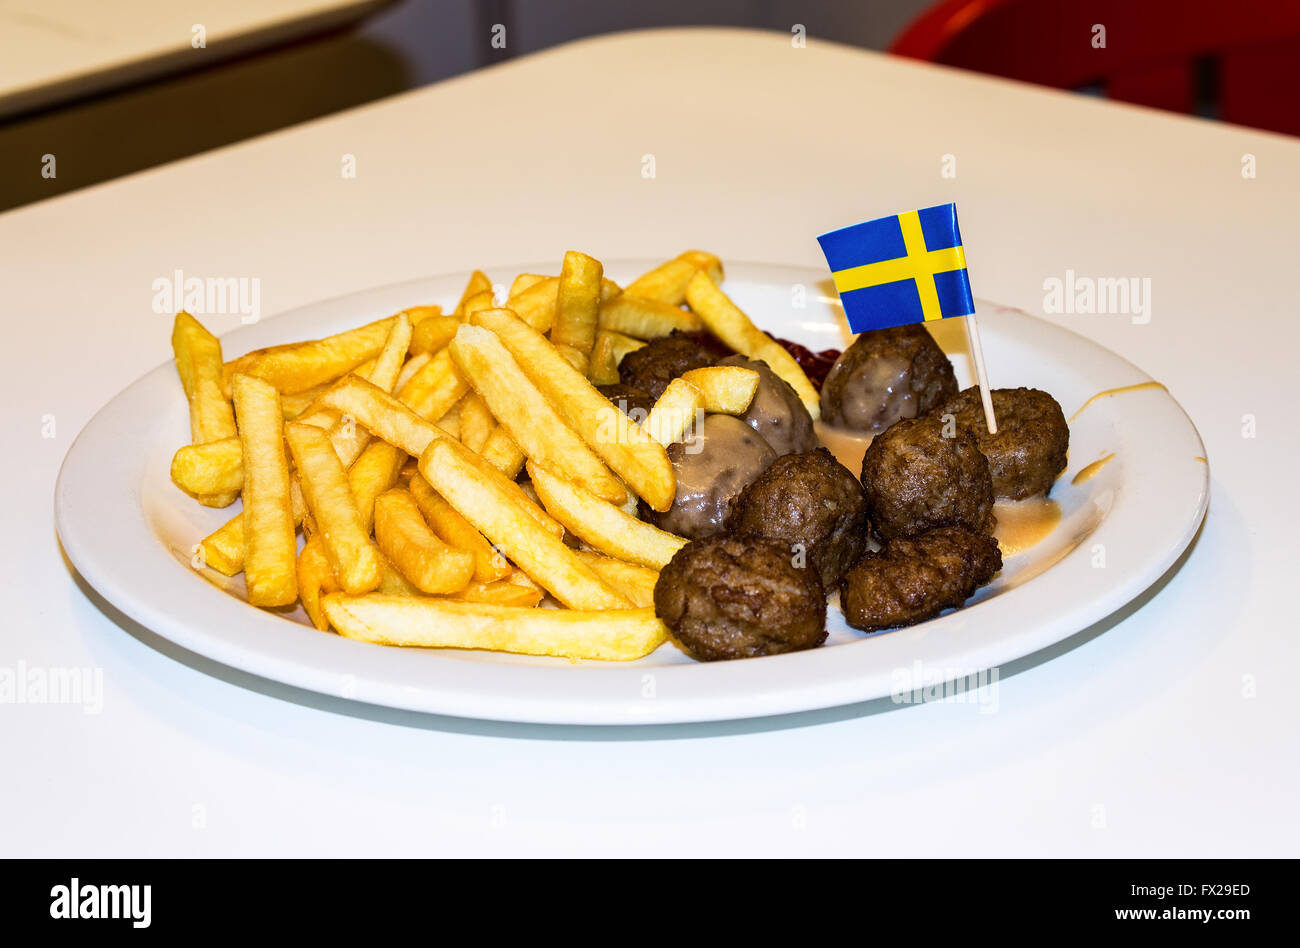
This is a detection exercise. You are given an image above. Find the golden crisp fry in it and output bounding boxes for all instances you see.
[231,375,298,606]
[326,312,412,468]
[323,594,667,661]
[285,422,381,595]
[597,294,703,338]
[408,473,511,582]
[419,440,627,610]
[172,311,239,506]
[623,250,724,304]
[395,347,468,422]
[393,352,431,392]
[197,479,306,576]
[435,402,460,438]
[680,366,760,414]
[373,488,475,595]
[554,344,589,375]
[685,271,820,419]
[223,315,399,395]
[171,437,242,496]
[347,439,406,534]
[528,462,686,569]
[677,250,724,283]
[468,308,675,512]
[574,550,659,608]
[318,374,563,538]
[505,276,558,332]
[587,330,647,385]
[297,535,339,631]
[449,324,627,504]
[454,270,493,316]
[410,315,460,356]
[509,273,548,297]
[478,425,527,479]
[447,580,544,608]
[552,250,603,355]
[457,391,495,453]
[645,377,704,447]
[280,382,332,420]
[460,289,497,318]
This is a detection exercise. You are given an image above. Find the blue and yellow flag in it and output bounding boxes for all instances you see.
[817,203,975,334]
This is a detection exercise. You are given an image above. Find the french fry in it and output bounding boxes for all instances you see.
[574,550,659,608]
[447,580,544,608]
[597,294,703,338]
[680,366,760,414]
[172,311,239,506]
[347,439,405,533]
[468,308,675,512]
[509,273,548,297]
[587,330,647,385]
[505,276,558,332]
[285,422,381,595]
[478,425,527,479]
[393,352,431,392]
[435,402,460,438]
[449,324,627,504]
[555,344,589,375]
[196,479,306,576]
[373,489,475,595]
[223,314,399,395]
[460,289,497,318]
[677,249,724,284]
[171,437,242,496]
[645,377,704,447]
[402,304,443,325]
[231,375,297,606]
[408,474,511,582]
[325,312,412,468]
[419,440,627,609]
[280,382,332,420]
[375,549,421,596]
[322,594,667,661]
[528,462,686,569]
[457,392,495,453]
[410,315,459,356]
[297,535,339,630]
[319,374,563,537]
[552,250,603,355]
[453,270,493,316]
[685,271,820,419]
[395,348,468,422]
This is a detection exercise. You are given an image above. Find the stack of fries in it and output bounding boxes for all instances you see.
[169,251,819,661]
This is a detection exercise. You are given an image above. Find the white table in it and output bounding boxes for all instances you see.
[4,29,1296,857]
[0,0,391,118]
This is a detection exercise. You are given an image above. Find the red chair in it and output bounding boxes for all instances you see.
[890,0,1300,136]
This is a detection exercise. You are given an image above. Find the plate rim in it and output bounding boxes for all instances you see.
[55,261,1210,725]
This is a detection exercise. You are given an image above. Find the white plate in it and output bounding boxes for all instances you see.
[55,262,1209,725]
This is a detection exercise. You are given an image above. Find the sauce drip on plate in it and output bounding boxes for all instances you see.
[1072,452,1115,485]
[1068,381,1167,423]
[992,497,1062,557]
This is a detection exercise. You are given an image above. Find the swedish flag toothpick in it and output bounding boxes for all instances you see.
[817,203,997,431]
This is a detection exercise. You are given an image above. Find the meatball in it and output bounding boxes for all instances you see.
[597,383,654,423]
[727,448,868,588]
[645,414,777,539]
[617,331,714,401]
[718,354,818,456]
[936,387,1069,500]
[655,534,827,661]
[860,416,995,540]
[819,324,958,434]
[840,526,1002,631]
